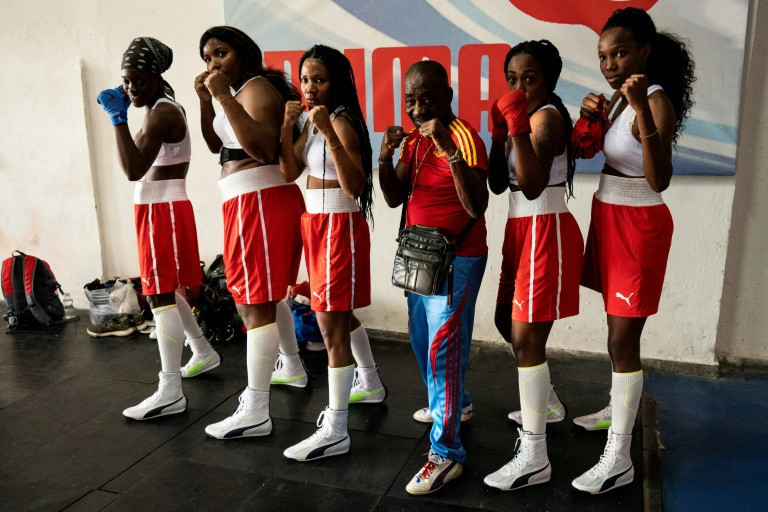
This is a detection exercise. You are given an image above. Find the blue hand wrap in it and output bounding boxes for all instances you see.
[97,87,130,126]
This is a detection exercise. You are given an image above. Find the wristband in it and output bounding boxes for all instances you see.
[446,149,464,164]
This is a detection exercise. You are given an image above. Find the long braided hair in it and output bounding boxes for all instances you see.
[199,26,301,104]
[299,45,374,223]
[504,40,576,198]
[602,7,696,145]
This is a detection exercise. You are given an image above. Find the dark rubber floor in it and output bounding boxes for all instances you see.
[0,313,645,511]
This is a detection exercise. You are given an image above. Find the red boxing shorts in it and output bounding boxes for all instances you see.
[219,166,305,305]
[582,174,673,317]
[302,188,371,312]
[134,179,201,296]
[497,188,584,322]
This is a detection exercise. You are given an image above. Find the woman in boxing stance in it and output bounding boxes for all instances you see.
[196,26,305,439]
[97,36,220,421]
[278,45,385,461]
[571,7,694,493]
[483,39,583,491]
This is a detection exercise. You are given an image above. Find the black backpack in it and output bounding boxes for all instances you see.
[195,255,242,344]
[1,251,65,330]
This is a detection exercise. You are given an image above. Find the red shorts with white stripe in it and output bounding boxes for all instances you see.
[302,188,371,312]
[497,188,584,322]
[134,180,201,296]
[219,166,305,305]
[582,174,673,317]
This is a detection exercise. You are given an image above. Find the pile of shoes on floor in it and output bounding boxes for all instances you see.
[84,278,153,338]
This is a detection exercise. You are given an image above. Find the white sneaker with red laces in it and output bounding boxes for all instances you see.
[405,450,463,495]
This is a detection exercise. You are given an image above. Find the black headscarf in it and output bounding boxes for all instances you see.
[122,37,175,99]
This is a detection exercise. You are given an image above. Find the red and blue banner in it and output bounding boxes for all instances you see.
[226,0,747,175]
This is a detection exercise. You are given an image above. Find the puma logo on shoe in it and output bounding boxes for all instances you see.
[513,299,525,311]
[511,463,551,489]
[305,435,349,460]
[223,418,271,439]
[312,291,323,301]
[615,292,634,307]
[231,285,242,295]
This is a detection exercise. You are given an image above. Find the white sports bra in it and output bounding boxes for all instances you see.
[301,105,347,181]
[603,84,664,177]
[506,104,567,186]
[151,98,191,166]
[212,77,259,149]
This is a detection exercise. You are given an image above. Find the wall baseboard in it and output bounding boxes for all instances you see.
[718,355,768,373]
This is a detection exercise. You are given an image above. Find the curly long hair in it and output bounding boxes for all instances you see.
[299,45,374,223]
[199,26,300,103]
[504,40,576,198]
[602,7,696,144]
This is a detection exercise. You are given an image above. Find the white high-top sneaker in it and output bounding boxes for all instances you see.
[405,450,463,495]
[270,352,308,388]
[283,407,350,461]
[413,403,473,423]
[484,428,551,490]
[573,404,612,432]
[572,427,634,494]
[205,388,272,439]
[181,336,221,378]
[123,371,186,420]
[507,385,567,426]
[348,366,387,404]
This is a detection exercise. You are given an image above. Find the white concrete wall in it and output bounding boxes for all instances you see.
[0,0,225,308]
[0,0,759,369]
[717,0,768,364]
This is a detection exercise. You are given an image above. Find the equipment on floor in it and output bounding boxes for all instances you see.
[196,255,242,344]
[2,250,66,330]
[287,281,322,346]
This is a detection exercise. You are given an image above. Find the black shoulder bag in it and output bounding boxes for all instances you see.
[391,138,475,304]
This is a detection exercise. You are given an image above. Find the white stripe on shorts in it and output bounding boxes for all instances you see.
[148,204,160,291]
[326,213,333,311]
[256,189,273,302]
[169,203,180,284]
[349,212,355,310]
[529,215,537,322]
[237,195,251,302]
[555,213,563,320]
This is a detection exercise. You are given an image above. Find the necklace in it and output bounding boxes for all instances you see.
[408,137,433,202]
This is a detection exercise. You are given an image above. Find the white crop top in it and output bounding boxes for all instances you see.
[151,98,191,166]
[505,104,568,186]
[212,77,259,149]
[603,84,664,177]
[301,105,347,181]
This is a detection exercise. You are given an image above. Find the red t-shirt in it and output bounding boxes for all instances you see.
[399,117,488,256]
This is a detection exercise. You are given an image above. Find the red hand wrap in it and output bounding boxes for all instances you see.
[570,94,609,159]
[490,100,508,143]
[497,89,530,137]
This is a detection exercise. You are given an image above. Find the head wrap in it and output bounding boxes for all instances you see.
[122,37,173,75]
[122,37,175,100]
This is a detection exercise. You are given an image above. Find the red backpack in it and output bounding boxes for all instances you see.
[1,251,65,330]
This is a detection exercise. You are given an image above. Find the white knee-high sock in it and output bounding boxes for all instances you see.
[174,291,204,340]
[247,323,280,391]
[153,305,185,373]
[611,370,644,435]
[275,299,300,356]
[518,361,551,435]
[350,325,375,368]
[328,364,355,411]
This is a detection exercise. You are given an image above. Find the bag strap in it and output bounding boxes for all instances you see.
[398,136,476,248]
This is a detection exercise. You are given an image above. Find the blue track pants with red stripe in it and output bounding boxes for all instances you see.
[407,253,487,464]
